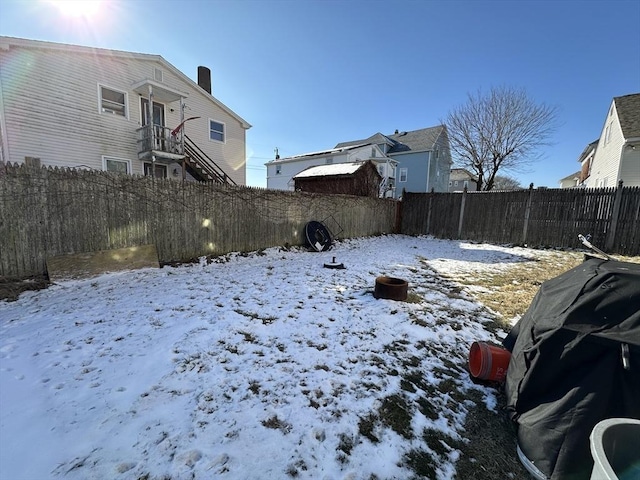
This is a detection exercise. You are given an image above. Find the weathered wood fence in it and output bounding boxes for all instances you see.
[401,183,640,255]
[0,163,397,279]
[3,163,639,281]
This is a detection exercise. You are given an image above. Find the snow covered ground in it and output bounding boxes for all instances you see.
[1,235,542,480]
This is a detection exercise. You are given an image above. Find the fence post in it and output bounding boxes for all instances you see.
[457,186,467,239]
[426,189,433,235]
[522,183,534,244]
[604,180,624,253]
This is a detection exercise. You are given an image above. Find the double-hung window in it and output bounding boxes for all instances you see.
[209,120,225,142]
[399,168,408,182]
[99,85,127,117]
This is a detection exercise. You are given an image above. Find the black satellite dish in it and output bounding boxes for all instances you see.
[305,221,332,252]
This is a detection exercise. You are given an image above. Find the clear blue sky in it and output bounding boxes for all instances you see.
[1,0,639,188]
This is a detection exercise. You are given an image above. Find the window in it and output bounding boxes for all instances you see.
[209,120,225,142]
[371,148,376,158]
[103,156,130,174]
[454,180,459,186]
[99,85,127,117]
[326,157,333,164]
[399,168,408,182]
[276,165,282,175]
[144,162,167,178]
[604,122,612,144]
[154,68,163,82]
[464,180,469,189]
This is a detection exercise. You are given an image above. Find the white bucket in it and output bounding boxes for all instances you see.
[590,418,640,480]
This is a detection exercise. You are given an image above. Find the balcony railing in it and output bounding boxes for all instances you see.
[137,124,184,158]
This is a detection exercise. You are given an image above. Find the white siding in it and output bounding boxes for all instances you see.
[0,39,248,184]
[266,152,351,190]
[586,101,625,188]
[618,147,640,186]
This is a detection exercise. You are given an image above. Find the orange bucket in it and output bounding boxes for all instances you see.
[468,341,511,382]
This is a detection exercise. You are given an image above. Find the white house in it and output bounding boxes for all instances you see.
[266,125,451,198]
[266,143,397,197]
[0,37,251,184]
[580,93,640,188]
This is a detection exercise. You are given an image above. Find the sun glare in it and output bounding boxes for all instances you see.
[48,0,103,18]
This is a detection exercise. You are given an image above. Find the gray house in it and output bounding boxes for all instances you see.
[449,168,478,192]
[335,125,452,197]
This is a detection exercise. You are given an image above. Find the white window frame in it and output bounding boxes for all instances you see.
[98,84,128,118]
[143,162,168,178]
[604,122,612,144]
[209,119,226,143]
[399,168,408,182]
[154,67,163,83]
[102,155,131,174]
[276,165,282,175]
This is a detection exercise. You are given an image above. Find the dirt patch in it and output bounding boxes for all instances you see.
[0,276,50,302]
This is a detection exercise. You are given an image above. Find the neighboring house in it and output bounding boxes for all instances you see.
[449,168,478,192]
[266,125,451,198]
[581,93,640,188]
[0,37,251,184]
[266,143,396,197]
[293,161,382,197]
[559,171,581,188]
[336,126,452,197]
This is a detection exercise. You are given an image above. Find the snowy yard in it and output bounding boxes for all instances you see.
[0,235,543,480]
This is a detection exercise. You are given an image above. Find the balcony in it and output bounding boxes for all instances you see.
[136,124,185,162]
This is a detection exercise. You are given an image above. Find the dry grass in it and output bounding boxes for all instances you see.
[448,249,640,480]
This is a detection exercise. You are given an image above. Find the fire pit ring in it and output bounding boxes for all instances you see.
[374,276,409,301]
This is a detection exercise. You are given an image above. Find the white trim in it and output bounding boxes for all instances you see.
[98,83,129,119]
[209,118,226,143]
[399,167,408,182]
[102,155,131,174]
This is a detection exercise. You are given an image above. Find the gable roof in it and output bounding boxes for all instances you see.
[614,93,640,139]
[577,139,599,163]
[0,36,251,129]
[450,168,478,182]
[335,125,446,154]
[293,162,368,179]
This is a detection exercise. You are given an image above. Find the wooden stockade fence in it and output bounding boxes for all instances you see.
[0,163,397,280]
[401,183,640,256]
[2,162,639,281]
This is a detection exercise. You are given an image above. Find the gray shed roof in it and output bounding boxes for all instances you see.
[335,125,446,154]
[614,93,640,139]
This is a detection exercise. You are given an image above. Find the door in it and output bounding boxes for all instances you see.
[143,162,167,179]
[141,98,166,150]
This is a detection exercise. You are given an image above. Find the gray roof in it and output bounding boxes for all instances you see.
[614,93,640,139]
[576,139,599,163]
[335,125,446,154]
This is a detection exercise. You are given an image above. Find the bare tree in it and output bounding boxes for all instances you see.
[445,86,558,191]
[493,174,523,190]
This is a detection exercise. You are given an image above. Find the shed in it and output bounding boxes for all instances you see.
[293,161,382,197]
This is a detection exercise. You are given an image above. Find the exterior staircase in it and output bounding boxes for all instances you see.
[183,135,237,185]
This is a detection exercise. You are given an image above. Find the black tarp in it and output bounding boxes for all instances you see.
[503,257,640,479]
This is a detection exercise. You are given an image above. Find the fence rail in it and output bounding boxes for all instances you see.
[401,183,640,255]
[0,163,397,279]
[2,163,639,281]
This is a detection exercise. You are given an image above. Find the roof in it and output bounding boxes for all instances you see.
[559,171,581,182]
[450,168,478,182]
[266,144,367,164]
[293,162,367,179]
[614,93,640,139]
[335,125,446,154]
[576,139,599,163]
[0,36,251,129]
